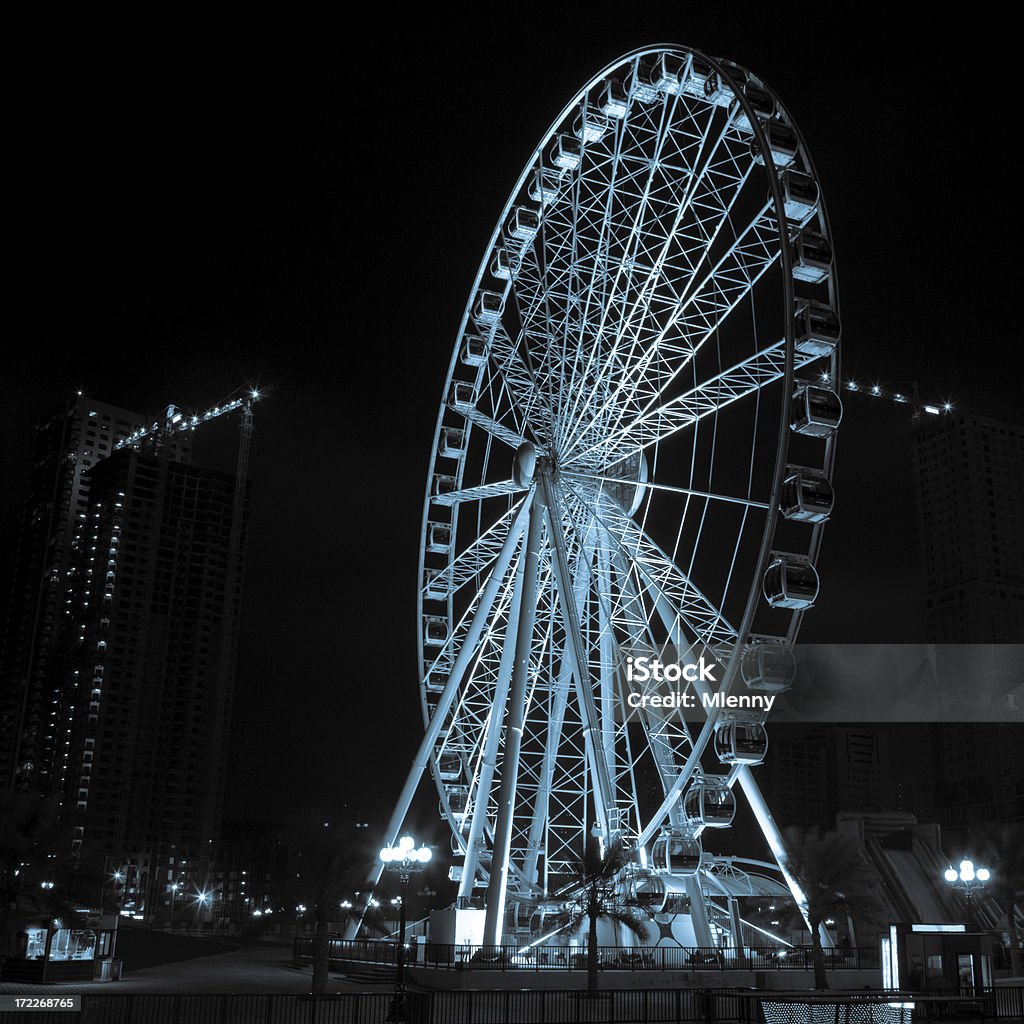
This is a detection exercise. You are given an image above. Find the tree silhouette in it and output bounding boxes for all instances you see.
[0,790,98,960]
[980,823,1024,977]
[289,816,361,994]
[565,838,650,993]
[782,826,884,990]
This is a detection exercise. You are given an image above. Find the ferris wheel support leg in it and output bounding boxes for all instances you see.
[737,767,834,948]
[684,875,715,948]
[343,492,534,940]
[596,544,619,793]
[608,551,690,832]
[521,562,591,890]
[457,543,526,900]
[483,495,545,945]
[539,476,616,840]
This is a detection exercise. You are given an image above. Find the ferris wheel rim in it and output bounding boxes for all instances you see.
[414,45,840,887]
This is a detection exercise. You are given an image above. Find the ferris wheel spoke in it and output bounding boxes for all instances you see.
[431,478,525,509]
[455,404,528,451]
[570,197,781,454]
[551,84,686,444]
[519,573,583,889]
[485,326,557,442]
[596,547,693,830]
[562,130,757,449]
[539,476,617,839]
[563,481,737,654]
[563,469,769,510]
[565,339,815,469]
[558,100,759,450]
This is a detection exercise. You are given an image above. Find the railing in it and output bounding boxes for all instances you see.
[295,937,881,972]
[8,989,1024,1023]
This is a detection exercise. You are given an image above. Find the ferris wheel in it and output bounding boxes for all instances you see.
[353,46,841,947]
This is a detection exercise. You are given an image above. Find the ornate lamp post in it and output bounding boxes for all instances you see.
[379,836,432,1022]
[944,859,992,929]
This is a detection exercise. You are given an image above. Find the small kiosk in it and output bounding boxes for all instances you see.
[1,919,116,984]
[881,922,993,994]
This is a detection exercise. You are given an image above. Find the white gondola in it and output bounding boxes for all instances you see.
[794,300,839,358]
[450,381,476,413]
[424,567,447,602]
[437,752,463,782]
[427,522,453,553]
[780,169,818,226]
[473,290,504,325]
[441,786,470,815]
[507,205,540,242]
[651,833,702,874]
[552,134,582,170]
[780,466,834,523]
[751,122,799,168]
[424,615,449,646]
[471,290,503,325]
[461,335,490,367]
[792,232,833,284]
[424,671,447,693]
[732,83,775,133]
[433,473,457,497]
[629,57,660,103]
[791,384,842,437]
[682,59,733,107]
[763,553,819,610]
[741,639,796,692]
[490,246,512,281]
[573,109,609,143]
[714,720,768,765]
[439,427,465,459]
[529,167,563,206]
[655,52,686,94]
[684,778,736,828]
[630,871,668,913]
[600,79,629,118]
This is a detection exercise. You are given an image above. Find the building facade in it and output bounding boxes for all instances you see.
[911,413,1024,642]
[1,394,248,919]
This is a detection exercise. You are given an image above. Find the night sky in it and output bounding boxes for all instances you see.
[3,7,1016,834]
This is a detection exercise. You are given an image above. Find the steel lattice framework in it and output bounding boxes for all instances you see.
[348,46,842,948]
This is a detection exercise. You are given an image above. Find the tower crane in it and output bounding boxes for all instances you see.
[823,373,954,424]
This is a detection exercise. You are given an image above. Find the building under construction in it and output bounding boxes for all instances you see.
[0,389,257,918]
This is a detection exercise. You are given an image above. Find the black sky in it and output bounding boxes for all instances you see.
[3,5,1017,829]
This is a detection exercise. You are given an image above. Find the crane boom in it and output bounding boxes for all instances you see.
[837,377,953,422]
[114,386,266,451]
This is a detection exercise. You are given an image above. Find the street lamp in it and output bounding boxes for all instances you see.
[169,883,180,930]
[379,836,432,1022]
[944,859,992,928]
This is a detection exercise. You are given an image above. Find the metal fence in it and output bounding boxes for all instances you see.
[9,988,1024,1023]
[295,938,881,973]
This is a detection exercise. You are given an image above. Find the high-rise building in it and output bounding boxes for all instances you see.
[63,444,250,912]
[0,396,155,792]
[762,725,889,830]
[1,393,249,918]
[911,413,1024,642]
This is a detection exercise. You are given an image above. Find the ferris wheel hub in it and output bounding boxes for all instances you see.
[513,441,539,487]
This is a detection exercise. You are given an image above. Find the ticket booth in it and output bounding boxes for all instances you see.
[881,923,993,994]
[1,920,116,983]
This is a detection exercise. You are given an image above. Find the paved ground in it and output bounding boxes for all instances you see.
[0,942,391,994]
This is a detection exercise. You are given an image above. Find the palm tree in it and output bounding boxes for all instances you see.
[565,838,650,994]
[980,824,1024,977]
[782,826,885,990]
